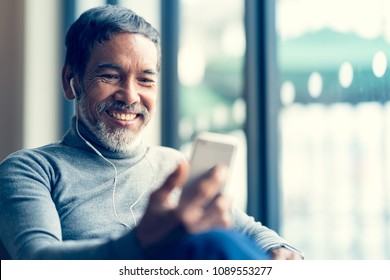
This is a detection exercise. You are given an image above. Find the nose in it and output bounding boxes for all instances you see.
[114,78,141,105]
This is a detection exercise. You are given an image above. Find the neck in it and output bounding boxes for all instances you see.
[65,116,145,159]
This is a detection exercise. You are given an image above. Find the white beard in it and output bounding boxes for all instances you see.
[77,94,149,154]
[92,119,145,153]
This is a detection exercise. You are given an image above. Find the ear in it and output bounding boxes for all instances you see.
[62,65,77,100]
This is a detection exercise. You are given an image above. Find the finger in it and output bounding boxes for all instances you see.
[270,247,303,260]
[185,208,231,233]
[151,161,189,203]
[181,165,228,208]
[205,192,232,211]
[203,194,233,227]
[207,165,229,190]
[290,252,304,260]
[183,194,233,233]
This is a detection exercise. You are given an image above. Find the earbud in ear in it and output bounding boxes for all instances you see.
[70,78,77,98]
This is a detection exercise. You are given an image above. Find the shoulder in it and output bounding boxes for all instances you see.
[1,142,62,166]
[0,142,66,180]
[1,147,45,169]
[146,146,188,163]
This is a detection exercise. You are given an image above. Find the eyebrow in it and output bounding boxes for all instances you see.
[142,69,157,75]
[97,63,121,71]
[97,63,157,75]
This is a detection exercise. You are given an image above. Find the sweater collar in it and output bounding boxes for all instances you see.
[62,116,145,160]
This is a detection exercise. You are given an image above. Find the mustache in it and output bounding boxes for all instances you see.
[97,102,149,118]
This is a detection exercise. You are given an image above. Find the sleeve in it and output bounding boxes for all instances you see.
[0,151,145,260]
[231,206,293,253]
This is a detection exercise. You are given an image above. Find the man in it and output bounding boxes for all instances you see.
[0,5,302,260]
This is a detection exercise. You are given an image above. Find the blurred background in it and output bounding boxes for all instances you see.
[1,0,390,259]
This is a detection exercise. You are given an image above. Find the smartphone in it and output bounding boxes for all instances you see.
[185,132,238,191]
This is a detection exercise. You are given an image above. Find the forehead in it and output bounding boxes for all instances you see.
[87,33,158,70]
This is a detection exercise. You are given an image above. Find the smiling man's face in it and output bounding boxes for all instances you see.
[77,32,158,152]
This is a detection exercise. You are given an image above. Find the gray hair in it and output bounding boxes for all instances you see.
[64,5,161,77]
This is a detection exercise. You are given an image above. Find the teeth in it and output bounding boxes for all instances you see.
[110,112,137,121]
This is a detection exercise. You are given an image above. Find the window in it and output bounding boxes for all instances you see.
[119,0,160,29]
[178,0,247,210]
[76,0,105,15]
[276,0,390,259]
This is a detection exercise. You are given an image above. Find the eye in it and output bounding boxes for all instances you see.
[139,78,152,83]
[138,77,156,86]
[99,73,120,82]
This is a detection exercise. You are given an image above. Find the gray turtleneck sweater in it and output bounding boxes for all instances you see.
[0,118,288,259]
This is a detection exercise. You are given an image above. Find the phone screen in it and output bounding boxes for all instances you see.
[186,132,237,190]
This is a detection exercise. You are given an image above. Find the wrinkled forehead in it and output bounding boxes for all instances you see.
[86,33,159,73]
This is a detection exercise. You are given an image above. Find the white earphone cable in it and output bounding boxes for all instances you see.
[129,142,156,225]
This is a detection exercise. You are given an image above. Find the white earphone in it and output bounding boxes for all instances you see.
[70,78,77,98]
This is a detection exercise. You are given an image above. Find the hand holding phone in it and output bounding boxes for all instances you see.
[185,132,238,192]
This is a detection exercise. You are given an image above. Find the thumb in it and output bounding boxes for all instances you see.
[152,161,189,202]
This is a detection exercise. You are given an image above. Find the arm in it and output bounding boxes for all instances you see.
[0,151,144,260]
[232,206,304,259]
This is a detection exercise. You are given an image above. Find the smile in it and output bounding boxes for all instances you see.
[107,111,138,121]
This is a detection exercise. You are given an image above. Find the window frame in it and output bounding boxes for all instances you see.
[244,0,280,230]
